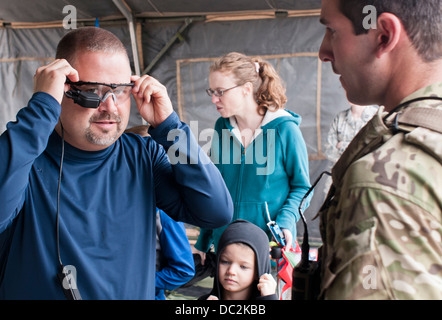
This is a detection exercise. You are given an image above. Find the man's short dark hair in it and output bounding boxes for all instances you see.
[339,0,441,62]
[56,27,128,65]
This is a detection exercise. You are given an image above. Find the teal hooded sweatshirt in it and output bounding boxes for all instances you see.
[196,109,311,252]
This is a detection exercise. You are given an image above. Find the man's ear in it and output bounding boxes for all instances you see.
[374,12,403,58]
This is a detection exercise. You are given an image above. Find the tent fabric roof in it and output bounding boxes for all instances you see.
[1,0,322,25]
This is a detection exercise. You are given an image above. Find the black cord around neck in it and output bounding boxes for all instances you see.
[55,122,83,300]
[56,122,65,267]
[383,96,442,121]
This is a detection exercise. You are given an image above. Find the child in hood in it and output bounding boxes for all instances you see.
[199,220,277,300]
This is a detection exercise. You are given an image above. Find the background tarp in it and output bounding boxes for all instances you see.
[0,0,351,244]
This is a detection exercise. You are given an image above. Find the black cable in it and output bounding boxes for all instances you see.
[383,96,442,122]
[298,171,331,268]
[56,122,65,267]
[55,122,83,300]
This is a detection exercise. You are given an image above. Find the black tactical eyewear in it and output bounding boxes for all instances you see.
[64,78,134,108]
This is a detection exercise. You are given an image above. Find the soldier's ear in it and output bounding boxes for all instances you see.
[374,13,402,59]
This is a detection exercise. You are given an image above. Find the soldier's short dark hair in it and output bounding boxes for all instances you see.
[56,27,129,66]
[339,0,441,62]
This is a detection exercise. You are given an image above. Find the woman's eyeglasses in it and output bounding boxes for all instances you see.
[205,84,242,98]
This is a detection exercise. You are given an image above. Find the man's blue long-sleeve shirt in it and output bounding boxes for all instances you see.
[0,92,232,299]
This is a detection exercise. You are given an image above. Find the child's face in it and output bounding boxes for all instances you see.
[218,243,256,297]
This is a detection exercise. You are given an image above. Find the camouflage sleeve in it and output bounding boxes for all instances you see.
[324,116,341,163]
[322,182,442,300]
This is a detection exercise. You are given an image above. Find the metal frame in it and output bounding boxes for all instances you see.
[112,0,141,76]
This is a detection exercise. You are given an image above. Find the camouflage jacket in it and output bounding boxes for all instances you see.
[319,82,442,300]
[325,105,378,163]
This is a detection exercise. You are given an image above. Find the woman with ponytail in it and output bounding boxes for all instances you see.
[194,52,311,266]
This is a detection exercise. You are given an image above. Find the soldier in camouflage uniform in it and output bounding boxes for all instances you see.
[317,0,442,299]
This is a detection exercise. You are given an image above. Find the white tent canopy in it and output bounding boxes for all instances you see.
[1,0,351,243]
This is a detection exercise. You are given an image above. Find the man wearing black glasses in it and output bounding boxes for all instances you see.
[0,27,233,299]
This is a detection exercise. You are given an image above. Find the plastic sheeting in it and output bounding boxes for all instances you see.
[0,12,351,243]
[0,0,322,23]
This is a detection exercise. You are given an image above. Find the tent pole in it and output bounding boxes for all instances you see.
[112,0,141,76]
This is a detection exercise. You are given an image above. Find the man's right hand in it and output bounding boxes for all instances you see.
[33,59,79,104]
